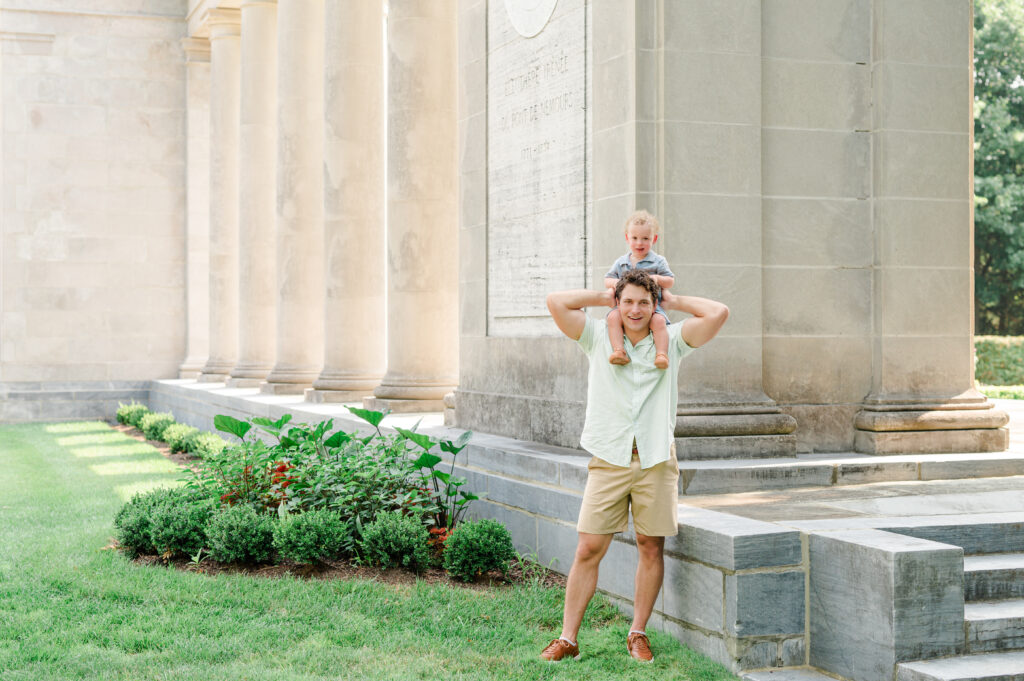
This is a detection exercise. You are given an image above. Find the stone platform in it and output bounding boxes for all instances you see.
[148,380,1024,680]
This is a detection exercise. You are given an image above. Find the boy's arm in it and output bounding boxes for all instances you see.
[603,277,619,289]
[661,290,729,348]
[546,289,614,341]
[651,274,674,290]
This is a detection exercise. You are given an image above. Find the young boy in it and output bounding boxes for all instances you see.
[604,210,675,369]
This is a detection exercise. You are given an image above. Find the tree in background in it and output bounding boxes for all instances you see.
[975,0,1024,334]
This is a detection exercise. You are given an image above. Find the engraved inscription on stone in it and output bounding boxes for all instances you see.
[503,0,559,38]
[488,0,586,337]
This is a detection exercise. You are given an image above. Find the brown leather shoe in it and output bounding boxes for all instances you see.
[627,632,653,662]
[540,638,580,661]
[609,348,630,365]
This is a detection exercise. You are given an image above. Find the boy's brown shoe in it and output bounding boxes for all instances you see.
[627,632,654,662]
[540,638,580,661]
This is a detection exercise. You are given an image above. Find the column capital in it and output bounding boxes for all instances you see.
[208,8,241,39]
[181,36,211,62]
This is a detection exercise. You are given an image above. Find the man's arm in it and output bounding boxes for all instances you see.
[546,289,614,340]
[661,290,729,348]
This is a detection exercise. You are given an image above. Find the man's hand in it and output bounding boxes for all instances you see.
[661,290,729,348]
[547,289,612,340]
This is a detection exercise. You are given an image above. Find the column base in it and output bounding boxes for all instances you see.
[225,377,263,388]
[854,399,1010,454]
[305,389,372,404]
[260,366,319,394]
[198,358,234,383]
[443,391,456,426]
[197,372,230,383]
[259,381,309,395]
[178,356,205,379]
[675,406,798,460]
[363,396,447,414]
[854,428,1009,454]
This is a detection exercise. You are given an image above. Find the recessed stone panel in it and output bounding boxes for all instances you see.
[487,0,587,337]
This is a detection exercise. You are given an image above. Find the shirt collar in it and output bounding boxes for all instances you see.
[623,250,657,266]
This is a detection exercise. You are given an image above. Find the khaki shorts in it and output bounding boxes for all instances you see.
[576,448,680,537]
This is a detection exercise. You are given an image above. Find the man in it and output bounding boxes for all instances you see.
[542,268,729,662]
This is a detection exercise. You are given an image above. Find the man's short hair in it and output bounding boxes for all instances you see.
[624,209,660,236]
[614,269,660,305]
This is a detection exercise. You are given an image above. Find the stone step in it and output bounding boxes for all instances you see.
[898,651,1024,681]
[679,452,1024,495]
[965,554,1024,602]
[966,599,1024,653]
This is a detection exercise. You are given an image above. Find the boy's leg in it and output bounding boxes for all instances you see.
[607,309,630,365]
[651,313,669,369]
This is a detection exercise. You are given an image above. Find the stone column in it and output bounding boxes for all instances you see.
[197,9,241,383]
[365,0,458,413]
[227,0,277,388]
[855,0,1007,453]
[307,0,386,403]
[260,0,325,394]
[178,37,211,378]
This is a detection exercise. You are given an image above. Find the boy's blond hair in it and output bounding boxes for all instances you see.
[624,209,660,236]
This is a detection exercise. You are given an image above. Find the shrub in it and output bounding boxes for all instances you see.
[148,490,215,558]
[116,401,148,426]
[117,402,151,429]
[139,412,176,441]
[187,431,228,458]
[980,384,1024,400]
[443,518,516,582]
[163,423,200,454]
[976,336,1024,385]
[206,504,276,564]
[358,510,430,573]
[113,486,181,557]
[273,510,352,564]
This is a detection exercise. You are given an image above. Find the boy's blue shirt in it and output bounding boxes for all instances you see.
[604,250,675,280]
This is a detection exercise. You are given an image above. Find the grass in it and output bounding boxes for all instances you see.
[978,384,1024,400]
[0,421,738,681]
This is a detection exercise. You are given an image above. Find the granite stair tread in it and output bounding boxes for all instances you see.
[898,651,1024,681]
[965,598,1024,621]
[965,554,1024,573]
[965,554,1024,602]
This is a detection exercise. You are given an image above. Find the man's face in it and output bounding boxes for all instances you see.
[617,283,654,335]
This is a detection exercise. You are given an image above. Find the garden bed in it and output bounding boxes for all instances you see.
[111,404,567,591]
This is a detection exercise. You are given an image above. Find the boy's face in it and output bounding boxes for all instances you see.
[617,283,655,335]
[625,222,657,260]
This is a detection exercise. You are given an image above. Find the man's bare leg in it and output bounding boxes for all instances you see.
[630,534,665,632]
[559,532,614,642]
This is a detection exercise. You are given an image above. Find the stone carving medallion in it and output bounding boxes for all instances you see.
[503,0,559,38]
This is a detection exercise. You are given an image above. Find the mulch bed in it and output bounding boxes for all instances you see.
[110,422,568,591]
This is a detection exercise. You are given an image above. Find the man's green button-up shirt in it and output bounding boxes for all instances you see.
[577,316,695,469]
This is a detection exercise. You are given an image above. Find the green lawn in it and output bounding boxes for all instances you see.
[0,421,737,681]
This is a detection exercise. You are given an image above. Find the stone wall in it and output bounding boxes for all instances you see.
[455,0,1004,455]
[0,0,188,420]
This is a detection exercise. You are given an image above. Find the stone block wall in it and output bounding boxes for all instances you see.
[0,1,188,419]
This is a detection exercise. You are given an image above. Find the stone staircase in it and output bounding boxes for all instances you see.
[897,550,1024,681]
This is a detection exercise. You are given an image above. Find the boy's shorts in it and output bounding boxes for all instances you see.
[576,443,679,537]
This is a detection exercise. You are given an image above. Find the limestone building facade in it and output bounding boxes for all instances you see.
[0,0,1007,455]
